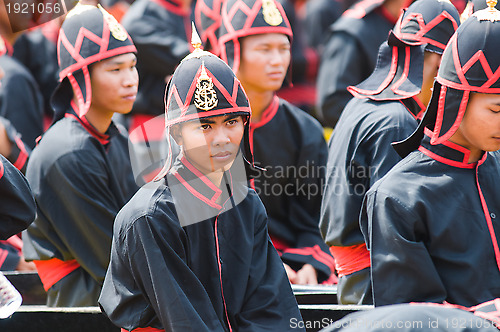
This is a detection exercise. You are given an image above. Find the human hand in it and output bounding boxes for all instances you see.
[283,263,298,284]
[295,264,318,285]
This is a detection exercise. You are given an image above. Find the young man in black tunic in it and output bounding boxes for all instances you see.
[361,0,500,307]
[22,3,139,307]
[319,0,460,305]
[218,0,336,285]
[99,30,304,332]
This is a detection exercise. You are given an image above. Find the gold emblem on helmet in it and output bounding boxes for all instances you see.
[262,0,283,26]
[99,5,128,41]
[475,0,500,22]
[194,63,218,111]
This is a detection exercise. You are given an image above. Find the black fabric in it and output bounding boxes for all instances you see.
[121,0,192,116]
[360,135,500,307]
[23,113,139,307]
[99,156,304,331]
[0,53,44,149]
[13,27,59,118]
[0,154,36,241]
[303,0,342,51]
[316,1,394,127]
[0,240,21,271]
[394,10,500,157]
[0,116,31,174]
[251,98,334,281]
[319,97,419,303]
[321,303,500,331]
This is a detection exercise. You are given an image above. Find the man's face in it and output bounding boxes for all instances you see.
[236,33,290,93]
[418,51,442,107]
[89,52,138,116]
[450,92,500,157]
[173,115,245,175]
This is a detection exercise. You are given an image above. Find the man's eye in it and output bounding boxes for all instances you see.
[200,124,211,130]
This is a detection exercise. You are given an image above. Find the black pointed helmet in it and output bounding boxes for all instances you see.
[52,3,136,120]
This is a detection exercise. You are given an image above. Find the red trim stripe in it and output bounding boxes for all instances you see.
[121,328,164,332]
[249,95,279,153]
[0,159,4,179]
[149,0,190,16]
[347,46,399,97]
[180,156,223,202]
[418,146,475,169]
[13,137,29,171]
[173,171,222,209]
[0,249,8,267]
[284,245,336,271]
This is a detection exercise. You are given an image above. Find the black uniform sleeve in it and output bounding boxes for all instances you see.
[0,66,43,149]
[236,209,305,331]
[24,150,124,283]
[104,214,227,331]
[280,128,334,281]
[316,32,370,127]
[360,188,447,306]
[0,241,21,271]
[0,155,36,240]
[0,117,31,174]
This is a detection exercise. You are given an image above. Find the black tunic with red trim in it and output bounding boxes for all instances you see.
[0,39,44,149]
[23,104,139,307]
[99,155,304,331]
[121,0,191,117]
[316,0,396,127]
[0,116,31,174]
[360,131,500,307]
[319,97,420,303]
[250,96,334,282]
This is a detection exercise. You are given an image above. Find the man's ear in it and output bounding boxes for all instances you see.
[170,124,183,146]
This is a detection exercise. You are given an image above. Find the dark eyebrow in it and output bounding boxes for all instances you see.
[199,114,241,124]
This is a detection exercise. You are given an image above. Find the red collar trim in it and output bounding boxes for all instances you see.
[250,95,279,130]
[66,100,110,145]
[418,127,476,169]
[248,95,279,153]
[171,155,223,209]
[149,0,190,16]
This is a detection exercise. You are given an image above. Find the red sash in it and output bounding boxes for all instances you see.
[33,258,80,291]
[329,243,371,277]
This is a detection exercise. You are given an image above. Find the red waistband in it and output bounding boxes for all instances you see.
[329,243,371,277]
[122,328,165,332]
[33,258,80,291]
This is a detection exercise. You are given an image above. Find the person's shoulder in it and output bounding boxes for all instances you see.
[29,118,105,168]
[0,55,37,86]
[115,179,177,234]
